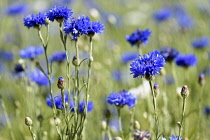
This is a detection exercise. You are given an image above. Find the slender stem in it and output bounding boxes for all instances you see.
[178,98,186,140]
[1,97,16,140]
[106,119,112,140]
[129,108,135,138]
[149,80,158,140]
[37,28,62,139]
[117,108,122,136]
[28,126,36,140]
[137,44,142,55]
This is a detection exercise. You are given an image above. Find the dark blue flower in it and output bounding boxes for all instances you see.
[126,29,151,46]
[175,54,197,67]
[6,2,28,16]
[19,46,44,60]
[46,6,73,22]
[23,13,47,29]
[121,51,139,64]
[49,51,66,62]
[0,51,14,61]
[14,64,24,73]
[160,47,179,62]
[130,50,165,80]
[64,15,104,40]
[30,69,53,86]
[107,90,136,108]
[153,8,171,22]
[191,36,209,49]
[203,106,210,116]
[169,134,182,140]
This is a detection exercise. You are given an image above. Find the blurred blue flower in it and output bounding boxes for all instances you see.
[46,6,73,22]
[64,15,104,40]
[0,51,14,61]
[175,54,197,67]
[49,51,66,63]
[107,90,136,108]
[19,46,44,60]
[153,8,171,22]
[0,64,4,74]
[164,75,174,85]
[203,106,210,116]
[203,66,210,76]
[121,51,139,64]
[112,69,123,82]
[30,69,53,86]
[6,2,28,16]
[126,29,151,46]
[160,47,179,63]
[191,36,209,49]
[133,129,151,140]
[130,50,165,80]
[169,134,182,140]
[46,92,94,113]
[23,13,47,29]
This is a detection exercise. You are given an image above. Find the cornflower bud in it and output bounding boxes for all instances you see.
[133,121,141,130]
[181,85,189,98]
[104,109,111,120]
[101,120,107,130]
[198,73,205,86]
[154,83,159,97]
[72,56,78,66]
[57,77,66,90]
[25,117,33,126]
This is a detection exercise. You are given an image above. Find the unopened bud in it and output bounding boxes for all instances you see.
[181,85,189,98]
[89,56,94,62]
[101,120,107,130]
[25,117,33,126]
[55,118,61,125]
[37,114,43,122]
[72,56,78,66]
[154,83,159,97]
[198,73,205,86]
[133,121,140,130]
[57,77,66,90]
[45,18,50,25]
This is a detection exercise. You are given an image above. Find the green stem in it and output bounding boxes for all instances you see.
[28,126,36,140]
[149,80,158,140]
[117,108,122,137]
[1,97,16,140]
[37,28,62,140]
[137,44,142,55]
[178,98,186,140]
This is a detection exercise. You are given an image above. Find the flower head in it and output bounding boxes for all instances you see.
[130,50,165,80]
[6,2,28,16]
[153,8,171,22]
[107,90,136,108]
[169,134,182,140]
[23,13,47,29]
[121,51,139,64]
[0,50,14,61]
[126,29,151,46]
[30,69,53,86]
[160,47,179,63]
[46,6,73,22]
[19,46,44,60]
[49,51,66,63]
[191,36,209,49]
[133,129,151,140]
[78,101,94,113]
[175,54,197,68]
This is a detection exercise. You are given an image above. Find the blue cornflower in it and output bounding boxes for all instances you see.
[6,2,28,16]
[175,54,197,68]
[112,70,123,82]
[49,51,66,63]
[107,90,136,108]
[203,106,210,116]
[0,50,14,61]
[130,50,165,80]
[64,15,104,40]
[23,13,47,29]
[126,29,151,46]
[133,130,151,140]
[191,36,209,49]
[153,8,171,22]
[30,69,53,86]
[46,92,94,112]
[121,51,139,64]
[160,47,179,62]
[19,46,44,60]
[169,134,182,140]
[46,6,73,22]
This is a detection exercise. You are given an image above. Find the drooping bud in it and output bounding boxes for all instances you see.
[198,73,205,86]
[181,85,189,98]
[133,121,140,130]
[154,83,159,97]
[57,77,66,90]
[25,117,33,126]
